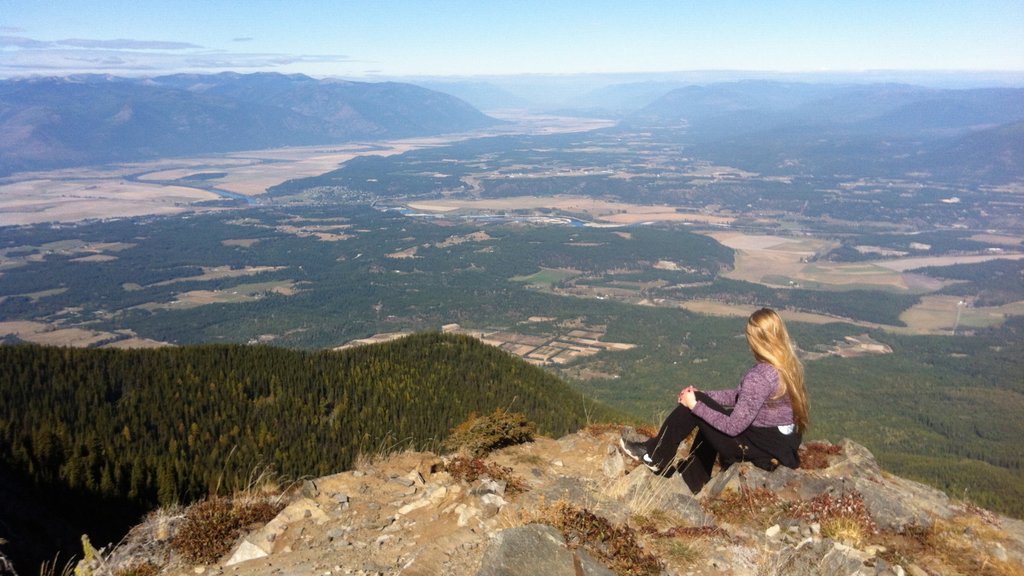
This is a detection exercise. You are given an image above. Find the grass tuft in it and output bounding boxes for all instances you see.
[786,491,876,547]
[705,486,785,529]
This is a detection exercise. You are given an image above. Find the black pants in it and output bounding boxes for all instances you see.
[642,392,800,493]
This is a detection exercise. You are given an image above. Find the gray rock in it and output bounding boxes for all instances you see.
[224,539,268,566]
[301,479,319,499]
[775,539,874,576]
[702,440,958,533]
[602,449,624,478]
[389,476,416,487]
[472,479,506,496]
[476,524,614,576]
[575,549,616,576]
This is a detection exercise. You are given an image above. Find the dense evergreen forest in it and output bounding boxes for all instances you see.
[0,334,621,569]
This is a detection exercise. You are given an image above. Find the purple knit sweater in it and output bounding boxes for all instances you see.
[691,362,795,436]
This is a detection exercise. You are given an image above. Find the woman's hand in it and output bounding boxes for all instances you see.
[678,386,698,409]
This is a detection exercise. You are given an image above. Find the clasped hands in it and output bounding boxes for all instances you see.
[678,385,698,409]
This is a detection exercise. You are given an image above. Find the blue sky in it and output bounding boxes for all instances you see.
[1,0,1022,78]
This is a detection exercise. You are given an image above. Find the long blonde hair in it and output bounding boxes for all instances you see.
[746,308,809,433]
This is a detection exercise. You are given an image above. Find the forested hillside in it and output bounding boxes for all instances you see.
[0,333,620,568]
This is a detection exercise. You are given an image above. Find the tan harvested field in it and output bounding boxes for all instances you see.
[706,231,1024,292]
[969,233,1024,246]
[135,280,299,311]
[145,265,286,288]
[873,253,1024,272]
[222,238,261,248]
[0,179,218,226]
[407,196,735,225]
[136,143,423,196]
[101,337,172,349]
[679,300,854,325]
[0,113,612,224]
[900,295,1024,333]
[0,320,117,347]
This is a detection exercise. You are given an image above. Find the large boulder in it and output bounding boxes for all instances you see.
[476,524,614,576]
[700,439,955,532]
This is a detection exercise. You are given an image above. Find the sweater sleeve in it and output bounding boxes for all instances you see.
[692,364,778,436]
[702,388,738,407]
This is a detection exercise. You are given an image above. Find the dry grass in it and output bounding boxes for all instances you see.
[706,486,786,530]
[917,515,1020,576]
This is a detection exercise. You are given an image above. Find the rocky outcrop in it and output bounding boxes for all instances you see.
[80,433,1024,576]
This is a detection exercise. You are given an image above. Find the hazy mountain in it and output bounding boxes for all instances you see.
[0,73,498,176]
[630,81,1024,182]
[411,79,536,111]
[633,81,1024,133]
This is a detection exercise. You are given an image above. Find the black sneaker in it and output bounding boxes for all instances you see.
[641,453,664,474]
[619,437,649,462]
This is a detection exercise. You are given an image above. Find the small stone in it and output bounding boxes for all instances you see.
[765,524,781,538]
[352,470,365,478]
[552,460,564,467]
[390,476,415,487]
[194,568,206,574]
[810,522,821,535]
[398,498,431,515]
[302,479,319,498]
[333,494,350,504]
[304,509,312,519]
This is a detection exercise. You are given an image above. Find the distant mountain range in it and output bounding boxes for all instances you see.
[0,72,499,175]
[629,81,1024,183]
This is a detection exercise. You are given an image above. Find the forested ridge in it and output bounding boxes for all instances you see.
[0,333,620,566]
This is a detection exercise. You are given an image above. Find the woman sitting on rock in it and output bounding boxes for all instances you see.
[620,307,808,493]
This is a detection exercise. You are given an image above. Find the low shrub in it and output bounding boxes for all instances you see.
[443,408,535,458]
[542,501,663,576]
[798,441,842,470]
[170,497,239,564]
[170,495,285,564]
[445,455,528,495]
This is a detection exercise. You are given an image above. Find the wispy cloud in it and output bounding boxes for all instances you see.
[232,37,253,43]
[0,35,352,77]
[57,38,203,50]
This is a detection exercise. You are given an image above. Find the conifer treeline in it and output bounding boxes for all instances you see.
[0,333,618,509]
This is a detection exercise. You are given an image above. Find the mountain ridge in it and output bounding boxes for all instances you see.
[62,433,1024,576]
[0,73,499,176]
